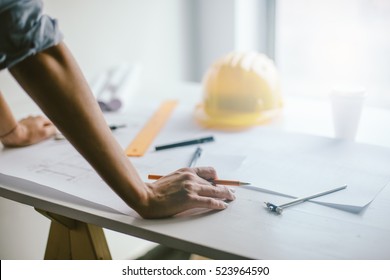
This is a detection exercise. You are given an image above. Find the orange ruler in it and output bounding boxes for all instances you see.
[125,100,178,157]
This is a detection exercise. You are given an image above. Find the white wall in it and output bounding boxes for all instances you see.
[44,0,190,82]
[0,0,191,108]
[195,0,236,81]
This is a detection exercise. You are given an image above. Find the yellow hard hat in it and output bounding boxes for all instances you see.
[195,51,282,129]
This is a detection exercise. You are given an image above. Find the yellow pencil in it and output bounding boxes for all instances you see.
[147,174,250,186]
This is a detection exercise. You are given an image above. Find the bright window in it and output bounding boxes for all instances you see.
[275,0,390,108]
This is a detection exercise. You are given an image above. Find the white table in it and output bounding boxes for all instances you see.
[1,82,390,259]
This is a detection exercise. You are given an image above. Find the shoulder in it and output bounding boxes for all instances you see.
[0,0,63,70]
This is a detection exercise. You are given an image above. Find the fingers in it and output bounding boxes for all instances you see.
[189,196,229,210]
[31,115,53,127]
[174,167,235,201]
[15,115,57,146]
[145,167,237,218]
[27,116,56,137]
[40,122,57,138]
[196,184,236,201]
[177,169,236,210]
[186,183,235,212]
[193,166,217,181]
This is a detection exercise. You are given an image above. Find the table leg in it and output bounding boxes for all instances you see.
[35,208,112,260]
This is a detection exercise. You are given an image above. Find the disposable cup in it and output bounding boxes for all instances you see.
[330,87,366,141]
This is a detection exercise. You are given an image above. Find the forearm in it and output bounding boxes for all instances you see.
[9,42,149,211]
[0,92,18,137]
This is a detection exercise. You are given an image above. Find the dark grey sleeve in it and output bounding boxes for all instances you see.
[0,0,63,70]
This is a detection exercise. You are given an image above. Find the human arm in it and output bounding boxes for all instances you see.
[0,91,56,147]
[9,42,235,218]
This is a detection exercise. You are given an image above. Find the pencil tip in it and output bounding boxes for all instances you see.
[240,182,251,186]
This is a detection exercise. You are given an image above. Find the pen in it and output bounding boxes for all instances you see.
[148,174,251,186]
[108,124,127,130]
[264,184,347,214]
[189,147,202,168]
[155,136,215,151]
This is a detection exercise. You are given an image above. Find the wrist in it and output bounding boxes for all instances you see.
[130,183,155,219]
[104,168,152,218]
[0,124,18,139]
[0,123,27,147]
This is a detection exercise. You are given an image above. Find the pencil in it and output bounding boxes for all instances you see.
[147,174,250,186]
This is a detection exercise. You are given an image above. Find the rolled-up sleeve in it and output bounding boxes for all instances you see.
[0,0,63,70]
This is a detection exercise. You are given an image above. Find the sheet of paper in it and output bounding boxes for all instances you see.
[132,147,246,179]
[227,129,390,212]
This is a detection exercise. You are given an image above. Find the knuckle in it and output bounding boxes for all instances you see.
[207,166,217,174]
[206,198,220,208]
[182,181,194,191]
[177,167,191,173]
[210,187,220,196]
[220,186,230,194]
[181,171,196,181]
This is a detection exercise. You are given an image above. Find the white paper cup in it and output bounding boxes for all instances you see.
[330,87,366,141]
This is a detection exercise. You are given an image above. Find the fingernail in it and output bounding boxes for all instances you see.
[229,187,236,193]
[223,202,229,208]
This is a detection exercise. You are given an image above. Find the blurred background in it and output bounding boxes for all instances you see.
[1,0,389,259]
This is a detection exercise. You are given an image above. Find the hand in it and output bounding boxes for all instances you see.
[0,115,56,147]
[138,167,236,219]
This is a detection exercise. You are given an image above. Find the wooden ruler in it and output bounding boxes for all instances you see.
[125,100,178,157]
